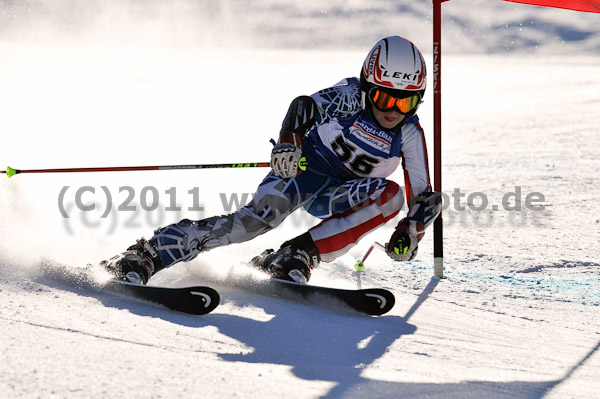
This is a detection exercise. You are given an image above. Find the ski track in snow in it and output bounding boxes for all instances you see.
[1,2,600,398]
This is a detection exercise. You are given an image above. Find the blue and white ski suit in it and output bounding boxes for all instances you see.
[151,78,432,266]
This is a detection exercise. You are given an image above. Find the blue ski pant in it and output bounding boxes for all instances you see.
[149,169,403,267]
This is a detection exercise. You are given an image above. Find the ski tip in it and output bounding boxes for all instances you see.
[6,166,17,178]
[363,288,396,316]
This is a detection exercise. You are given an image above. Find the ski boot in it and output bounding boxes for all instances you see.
[102,238,164,285]
[250,232,320,284]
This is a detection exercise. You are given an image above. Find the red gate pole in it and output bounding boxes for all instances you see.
[433,0,446,278]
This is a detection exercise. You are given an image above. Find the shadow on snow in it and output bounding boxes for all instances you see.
[34,264,599,399]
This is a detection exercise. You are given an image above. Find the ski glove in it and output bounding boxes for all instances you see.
[386,218,425,262]
[271,131,304,179]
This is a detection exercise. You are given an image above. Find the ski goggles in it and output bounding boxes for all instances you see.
[368,87,421,114]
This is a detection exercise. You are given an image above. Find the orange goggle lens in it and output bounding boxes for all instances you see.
[369,88,420,114]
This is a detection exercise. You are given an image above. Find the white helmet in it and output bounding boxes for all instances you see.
[360,36,427,116]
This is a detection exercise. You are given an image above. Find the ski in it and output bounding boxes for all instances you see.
[103,280,220,316]
[39,261,220,315]
[265,278,395,316]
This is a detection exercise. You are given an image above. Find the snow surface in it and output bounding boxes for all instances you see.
[1,1,599,398]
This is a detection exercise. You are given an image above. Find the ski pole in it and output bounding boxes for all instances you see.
[353,242,386,289]
[354,242,386,271]
[1,162,271,178]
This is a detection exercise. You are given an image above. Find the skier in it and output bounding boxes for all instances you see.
[103,35,442,285]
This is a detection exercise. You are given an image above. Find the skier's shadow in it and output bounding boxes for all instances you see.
[205,277,573,399]
[34,267,597,399]
[206,278,437,396]
[216,301,414,381]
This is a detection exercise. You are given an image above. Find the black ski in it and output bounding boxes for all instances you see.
[103,280,220,315]
[264,278,395,316]
[40,261,220,315]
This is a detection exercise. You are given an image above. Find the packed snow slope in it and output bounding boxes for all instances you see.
[1,1,599,398]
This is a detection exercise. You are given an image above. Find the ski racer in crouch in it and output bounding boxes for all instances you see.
[103,35,442,285]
